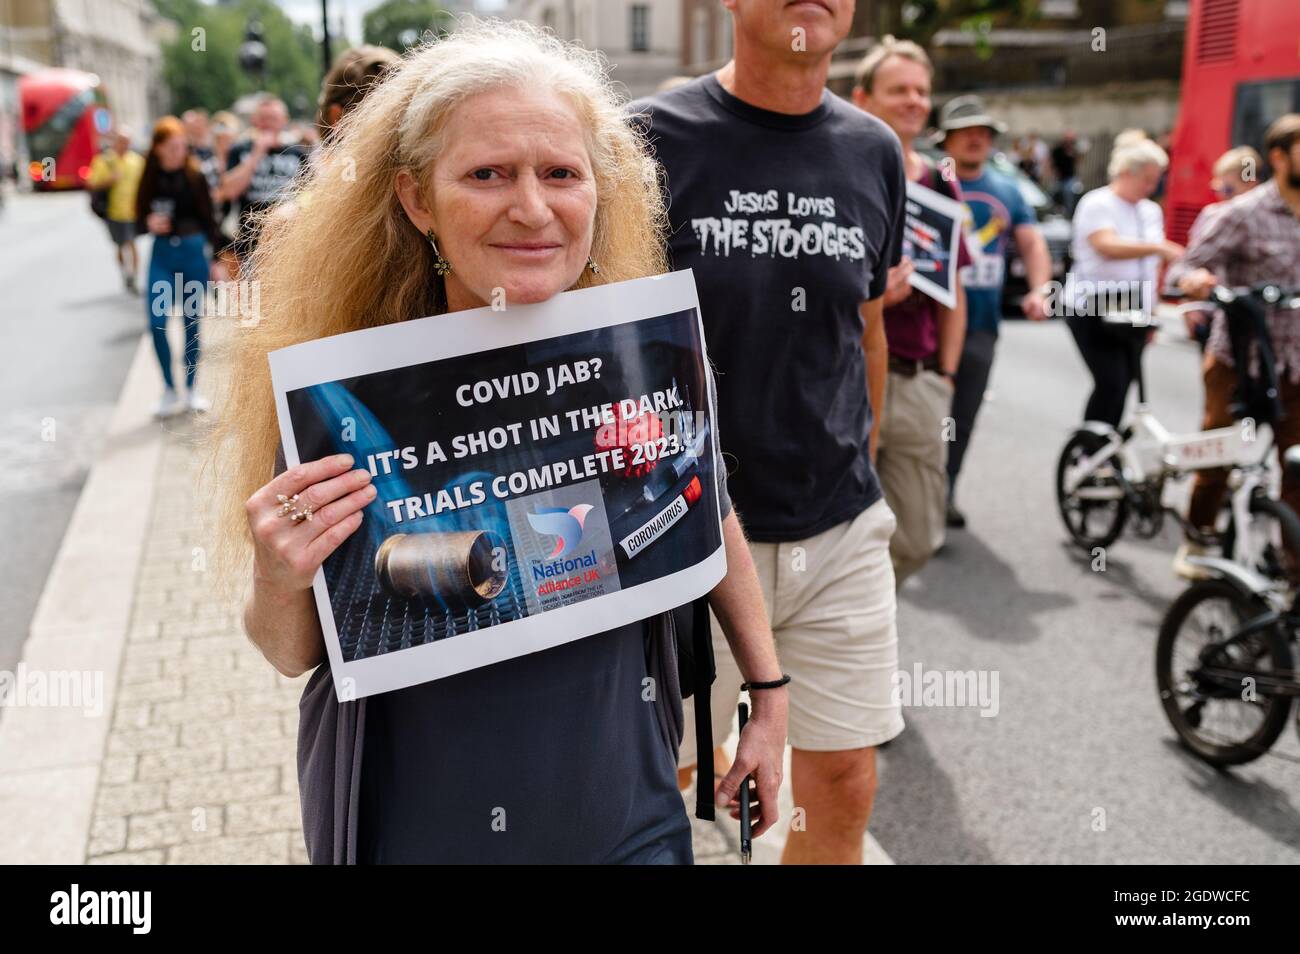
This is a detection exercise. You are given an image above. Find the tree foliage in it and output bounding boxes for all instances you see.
[362,0,452,52]
[154,0,334,118]
[879,0,1042,53]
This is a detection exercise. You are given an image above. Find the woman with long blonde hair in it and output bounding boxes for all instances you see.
[204,19,787,864]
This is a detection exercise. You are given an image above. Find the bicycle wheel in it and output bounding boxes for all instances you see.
[1222,494,1300,584]
[1056,430,1127,550]
[1156,579,1293,766]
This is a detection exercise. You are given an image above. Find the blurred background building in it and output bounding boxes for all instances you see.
[507,0,682,97]
[681,0,1189,193]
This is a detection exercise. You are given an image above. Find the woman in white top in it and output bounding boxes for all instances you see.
[1065,137,1184,427]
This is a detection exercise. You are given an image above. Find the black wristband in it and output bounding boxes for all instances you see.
[742,674,791,691]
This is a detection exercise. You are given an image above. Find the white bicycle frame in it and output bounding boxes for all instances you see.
[1062,404,1276,566]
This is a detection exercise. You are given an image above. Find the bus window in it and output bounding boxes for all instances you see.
[1232,78,1300,177]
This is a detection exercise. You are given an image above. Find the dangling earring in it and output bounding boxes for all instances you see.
[426,229,452,276]
[587,258,600,275]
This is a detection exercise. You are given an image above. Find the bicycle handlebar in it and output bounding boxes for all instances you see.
[1162,283,1300,307]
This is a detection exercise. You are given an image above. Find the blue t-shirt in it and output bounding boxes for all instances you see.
[956,166,1036,334]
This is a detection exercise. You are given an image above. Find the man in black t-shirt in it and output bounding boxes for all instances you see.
[632,0,906,865]
[219,95,308,259]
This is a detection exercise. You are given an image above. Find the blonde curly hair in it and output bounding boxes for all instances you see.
[200,17,669,597]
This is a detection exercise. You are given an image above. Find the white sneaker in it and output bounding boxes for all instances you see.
[1173,542,1212,581]
[187,391,211,413]
[154,387,184,419]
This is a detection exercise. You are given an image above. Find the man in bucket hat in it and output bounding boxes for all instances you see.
[939,95,1051,528]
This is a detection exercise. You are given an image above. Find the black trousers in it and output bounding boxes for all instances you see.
[947,328,998,489]
[1066,315,1145,428]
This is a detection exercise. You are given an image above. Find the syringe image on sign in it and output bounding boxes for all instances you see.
[373,530,509,608]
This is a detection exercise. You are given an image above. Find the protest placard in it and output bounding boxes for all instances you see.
[904,180,966,308]
[268,270,727,700]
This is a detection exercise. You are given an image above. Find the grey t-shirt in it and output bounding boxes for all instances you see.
[357,619,691,863]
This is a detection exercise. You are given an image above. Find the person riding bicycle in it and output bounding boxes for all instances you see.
[1170,114,1300,580]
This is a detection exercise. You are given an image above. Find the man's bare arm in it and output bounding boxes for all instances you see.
[860,297,888,460]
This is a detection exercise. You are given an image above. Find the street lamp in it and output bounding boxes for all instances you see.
[320,0,333,77]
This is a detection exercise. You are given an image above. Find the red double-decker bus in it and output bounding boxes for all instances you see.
[19,67,112,190]
[1165,0,1300,245]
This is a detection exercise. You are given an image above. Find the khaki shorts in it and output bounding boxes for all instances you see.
[679,498,904,761]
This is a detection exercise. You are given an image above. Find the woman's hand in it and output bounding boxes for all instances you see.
[245,453,375,596]
[714,687,788,837]
[146,213,171,236]
[1157,238,1186,263]
[706,511,788,837]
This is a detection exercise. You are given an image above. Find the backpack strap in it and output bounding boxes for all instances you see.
[692,595,715,821]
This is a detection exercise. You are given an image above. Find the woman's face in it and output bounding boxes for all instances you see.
[156,132,188,172]
[1124,162,1163,199]
[399,86,598,310]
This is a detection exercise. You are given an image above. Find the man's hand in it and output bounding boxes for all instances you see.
[1178,267,1217,301]
[714,688,788,838]
[1021,288,1049,321]
[1181,308,1208,339]
[253,129,278,158]
[882,257,915,308]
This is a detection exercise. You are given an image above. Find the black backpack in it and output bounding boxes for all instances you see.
[1223,290,1283,426]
